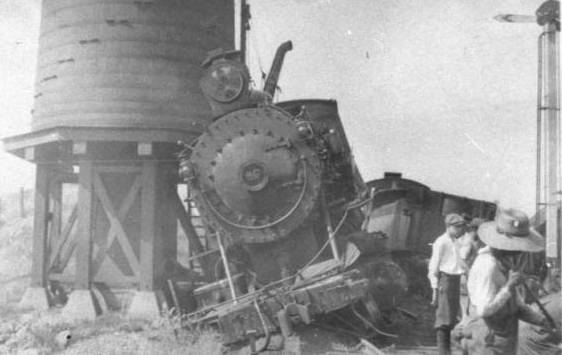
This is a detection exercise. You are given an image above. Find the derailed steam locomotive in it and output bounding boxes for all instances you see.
[177,42,408,345]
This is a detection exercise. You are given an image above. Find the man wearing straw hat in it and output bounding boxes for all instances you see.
[464,208,549,354]
[428,213,467,355]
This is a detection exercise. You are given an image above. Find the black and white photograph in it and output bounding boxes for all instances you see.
[0,0,559,354]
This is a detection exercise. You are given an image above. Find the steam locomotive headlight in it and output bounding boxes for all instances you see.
[200,60,247,103]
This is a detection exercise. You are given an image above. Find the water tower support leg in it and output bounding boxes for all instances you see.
[129,161,163,319]
[62,160,99,321]
[49,176,62,255]
[19,164,51,310]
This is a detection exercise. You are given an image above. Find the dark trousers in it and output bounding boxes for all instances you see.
[435,273,461,329]
[435,273,461,355]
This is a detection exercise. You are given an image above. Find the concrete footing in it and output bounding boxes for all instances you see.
[128,290,165,319]
[62,289,100,321]
[18,287,51,311]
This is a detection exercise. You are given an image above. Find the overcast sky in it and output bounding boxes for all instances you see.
[0,0,551,214]
[247,0,549,213]
[0,0,39,195]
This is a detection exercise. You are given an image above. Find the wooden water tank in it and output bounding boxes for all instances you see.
[33,0,234,133]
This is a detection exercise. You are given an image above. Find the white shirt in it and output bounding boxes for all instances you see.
[458,232,483,270]
[427,232,466,288]
[458,233,475,260]
[467,246,525,317]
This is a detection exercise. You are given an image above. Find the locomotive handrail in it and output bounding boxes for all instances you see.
[295,192,376,279]
[203,157,310,231]
[181,248,220,264]
[295,204,351,280]
[253,299,272,351]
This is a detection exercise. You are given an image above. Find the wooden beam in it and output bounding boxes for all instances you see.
[49,205,78,271]
[30,165,50,287]
[48,179,62,262]
[75,160,94,289]
[3,126,200,152]
[57,172,78,184]
[96,166,142,173]
[93,173,141,275]
[140,161,157,290]
[49,273,137,286]
[91,175,142,276]
[159,165,178,266]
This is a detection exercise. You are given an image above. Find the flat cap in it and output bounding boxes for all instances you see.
[445,213,466,226]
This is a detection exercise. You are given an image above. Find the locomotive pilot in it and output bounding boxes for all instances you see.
[428,213,467,355]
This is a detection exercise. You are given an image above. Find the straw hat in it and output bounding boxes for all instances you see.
[478,208,544,252]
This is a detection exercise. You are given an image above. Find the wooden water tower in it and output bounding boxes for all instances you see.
[3,0,234,319]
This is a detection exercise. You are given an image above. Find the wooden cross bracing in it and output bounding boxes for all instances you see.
[91,170,141,278]
[43,162,212,289]
[48,170,143,284]
[49,204,78,272]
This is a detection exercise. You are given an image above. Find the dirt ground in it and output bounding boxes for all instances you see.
[0,296,467,355]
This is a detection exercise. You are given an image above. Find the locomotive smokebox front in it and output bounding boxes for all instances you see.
[185,106,324,282]
[189,106,322,246]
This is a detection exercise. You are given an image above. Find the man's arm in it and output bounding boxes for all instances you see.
[427,238,442,289]
[471,269,523,318]
[458,235,473,271]
[518,304,546,326]
[516,288,546,326]
[478,287,512,317]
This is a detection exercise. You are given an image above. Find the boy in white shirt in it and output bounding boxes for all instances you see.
[428,213,467,355]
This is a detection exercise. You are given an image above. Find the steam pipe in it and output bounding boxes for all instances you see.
[263,41,293,99]
[240,0,249,63]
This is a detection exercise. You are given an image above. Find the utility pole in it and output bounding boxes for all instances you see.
[542,17,560,283]
[495,0,560,287]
